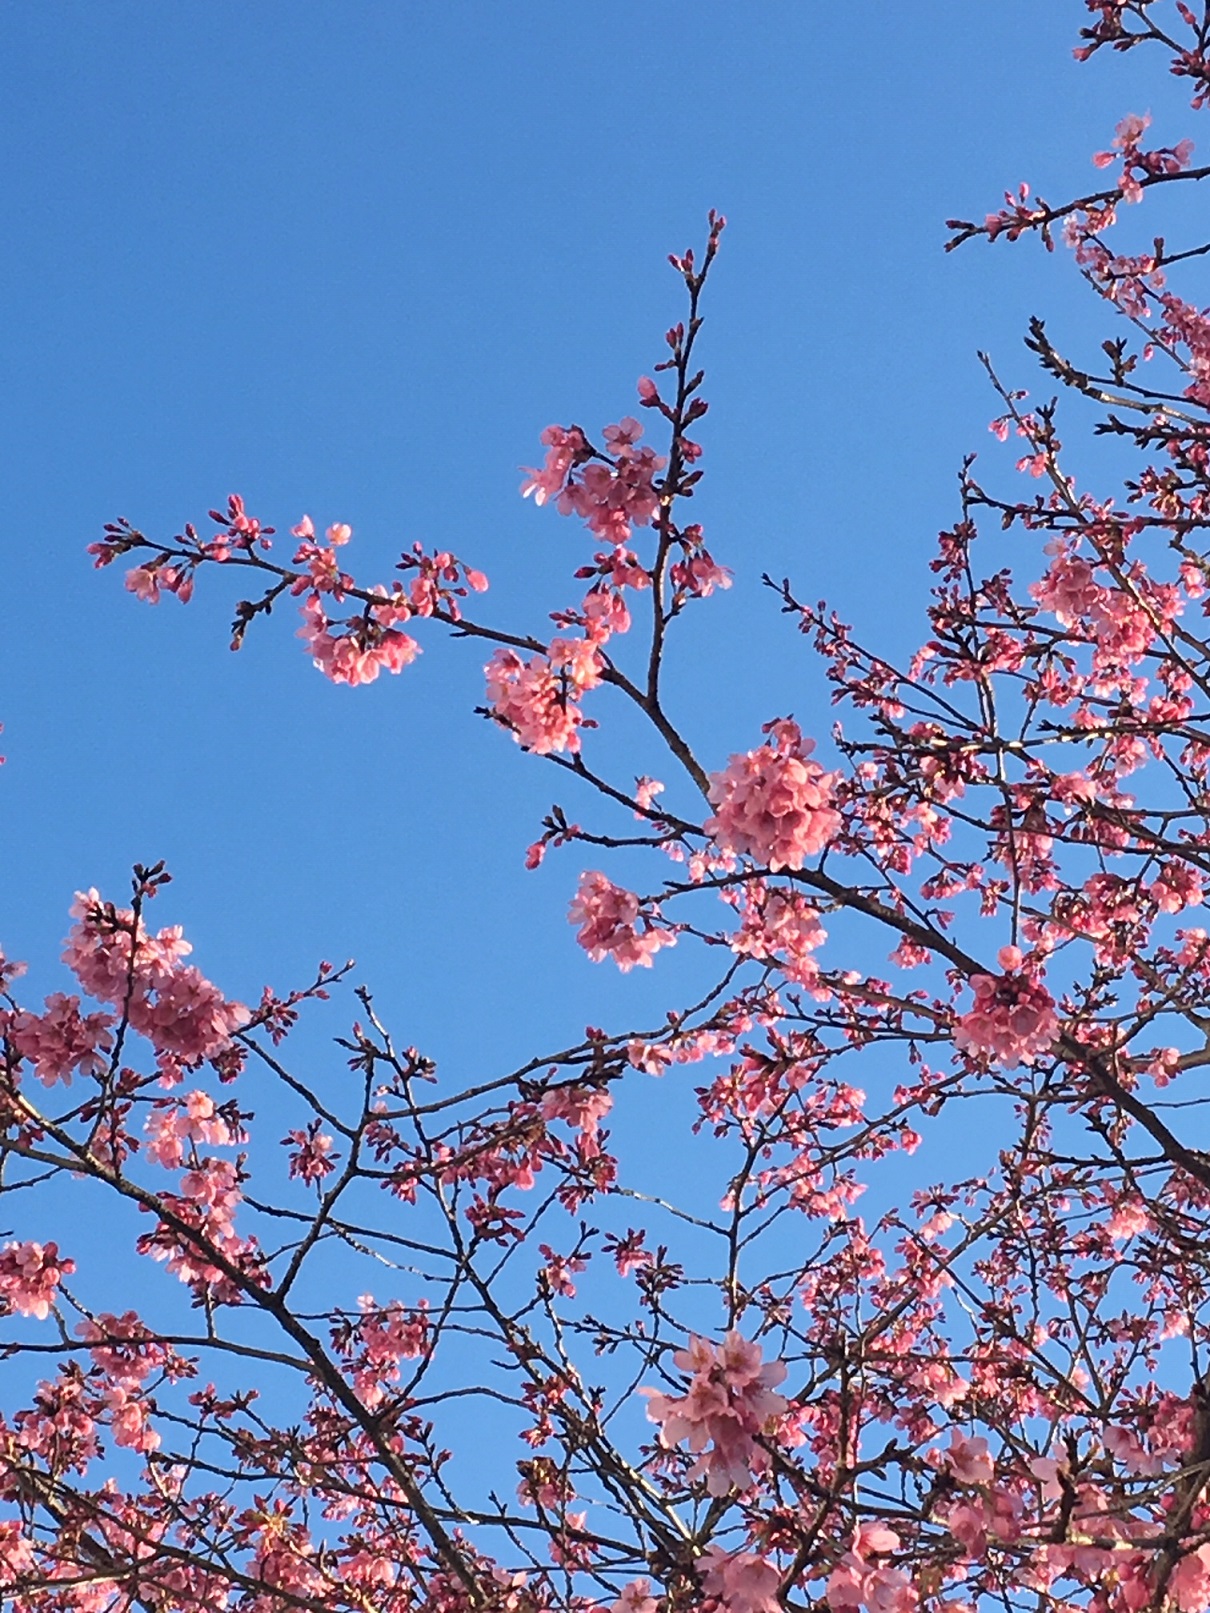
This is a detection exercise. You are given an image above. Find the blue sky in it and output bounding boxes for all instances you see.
[4,0,1207,1537]
[0,3,1195,1168]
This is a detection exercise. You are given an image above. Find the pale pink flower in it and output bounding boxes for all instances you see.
[342,1295,430,1408]
[642,1330,788,1495]
[144,1090,238,1170]
[634,777,664,813]
[546,635,605,691]
[611,1578,658,1613]
[77,1310,166,1386]
[698,1547,780,1613]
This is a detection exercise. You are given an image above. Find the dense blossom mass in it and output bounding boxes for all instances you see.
[952,946,1060,1068]
[17,16,1210,1613]
[705,720,842,871]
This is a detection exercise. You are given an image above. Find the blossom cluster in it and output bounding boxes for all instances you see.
[568,872,675,972]
[486,637,604,755]
[522,418,664,548]
[0,1240,74,1321]
[5,991,113,1086]
[333,1296,431,1408]
[954,947,1059,1069]
[707,719,842,871]
[62,889,248,1078]
[642,1330,788,1495]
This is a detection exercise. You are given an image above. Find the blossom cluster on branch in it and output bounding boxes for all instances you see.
[15,9,1210,1613]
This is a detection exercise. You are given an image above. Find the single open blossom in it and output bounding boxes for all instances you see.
[930,1429,994,1486]
[953,946,1058,1069]
[707,720,842,871]
[569,872,674,972]
[612,1578,658,1613]
[642,1330,787,1495]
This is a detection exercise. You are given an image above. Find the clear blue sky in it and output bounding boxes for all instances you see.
[0,2,1191,1114]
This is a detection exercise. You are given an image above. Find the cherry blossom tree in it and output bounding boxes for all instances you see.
[11,5,1210,1613]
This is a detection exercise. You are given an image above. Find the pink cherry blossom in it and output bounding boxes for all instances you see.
[0,1241,75,1321]
[62,891,248,1071]
[1171,1545,1210,1612]
[953,947,1058,1068]
[568,873,674,972]
[335,1295,430,1408]
[7,993,113,1085]
[611,1578,658,1613]
[730,883,828,986]
[1151,859,1204,914]
[642,1331,787,1495]
[698,1547,781,1613]
[283,1121,339,1184]
[520,425,590,506]
[931,1429,994,1486]
[827,1525,916,1613]
[144,1090,239,1170]
[486,646,592,755]
[707,720,842,871]
[297,594,420,686]
[541,1084,613,1157]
